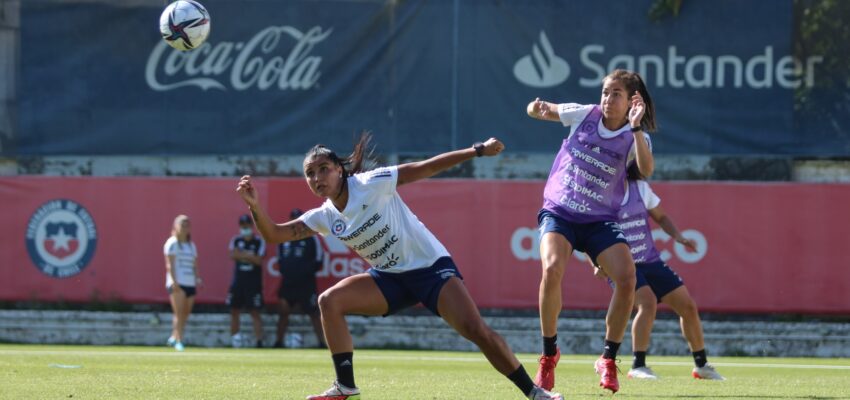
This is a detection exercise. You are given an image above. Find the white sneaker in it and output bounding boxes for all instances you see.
[166,337,176,347]
[692,363,725,380]
[174,341,185,352]
[231,333,243,348]
[527,386,563,400]
[306,381,360,399]
[628,366,659,379]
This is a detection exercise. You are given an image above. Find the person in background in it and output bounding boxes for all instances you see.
[164,214,201,352]
[274,208,327,349]
[593,168,724,381]
[227,214,267,348]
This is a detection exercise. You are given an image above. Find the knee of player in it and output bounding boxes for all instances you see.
[612,273,636,289]
[541,259,566,280]
[317,291,336,313]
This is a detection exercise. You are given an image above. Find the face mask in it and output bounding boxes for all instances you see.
[240,228,253,236]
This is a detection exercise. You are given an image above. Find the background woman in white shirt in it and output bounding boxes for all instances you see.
[163,214,201,352]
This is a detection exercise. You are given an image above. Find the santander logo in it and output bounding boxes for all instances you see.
[146,25,332,91]
[513,31,570,88]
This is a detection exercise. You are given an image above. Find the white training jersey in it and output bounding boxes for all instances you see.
[557,103,652,165]
[163,236,198,287]
[300,166,450,273]
[621,180,661,210]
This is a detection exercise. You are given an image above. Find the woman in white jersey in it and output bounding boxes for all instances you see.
[163,214,201,352]
[526,69,656,394]
[236,134,563,400]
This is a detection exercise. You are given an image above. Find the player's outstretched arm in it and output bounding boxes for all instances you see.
[526,97,561,122]
[647,206,697,252]
[236,175,317,244]
[397,138,505,186]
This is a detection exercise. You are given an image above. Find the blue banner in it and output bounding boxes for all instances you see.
[13,0,850,156]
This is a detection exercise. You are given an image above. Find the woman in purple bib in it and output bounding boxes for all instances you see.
[525,69,656,394]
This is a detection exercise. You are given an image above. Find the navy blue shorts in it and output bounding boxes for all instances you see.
[279,291,319,315]
[227,284,264,310]
[167,284,196,298]
[537,209,628,264]
[368,256,463,317]
[635,261,684,302]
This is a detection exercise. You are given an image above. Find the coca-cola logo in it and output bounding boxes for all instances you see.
[145,25,332,91]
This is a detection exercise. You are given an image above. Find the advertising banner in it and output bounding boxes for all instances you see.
[12,0,849,156]
[1,177,848,313]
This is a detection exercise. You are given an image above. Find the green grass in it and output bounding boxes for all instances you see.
[2,344,849,399]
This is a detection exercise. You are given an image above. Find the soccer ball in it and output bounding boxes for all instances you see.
[159,1,211,51]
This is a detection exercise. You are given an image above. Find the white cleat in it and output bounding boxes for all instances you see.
[306,381,361,400]
[527,386,563,400]
[627,366,659,379]
[693,364,725,380]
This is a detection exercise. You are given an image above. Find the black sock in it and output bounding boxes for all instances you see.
[632,351,647,369]
[331,352,355,389]
[543,335,558,356]
[692,349,707,368]
[507,365,536,396]
[602,340,620,359]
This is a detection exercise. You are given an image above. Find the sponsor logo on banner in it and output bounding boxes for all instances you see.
[25,199,98,278]
[146,26,332,91]
[513,31,570,88]
[511,226,707,264]
[514,30,824,89]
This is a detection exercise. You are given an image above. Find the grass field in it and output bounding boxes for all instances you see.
[2,344,849,399]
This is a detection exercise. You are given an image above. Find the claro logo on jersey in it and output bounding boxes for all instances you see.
[511,226,707,264]
[146,25,331,91]
[514,30,824,90]
[25,199,98,278]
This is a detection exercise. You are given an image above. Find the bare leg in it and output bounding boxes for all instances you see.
[250,309,263,342]
[317,273,388,353]
[308,311,326,347]
[596,244,636,343]
[539,232,573,337]
[276,299,292,344]
[169,291,187,341]
[230,309,241,336]
[177,296,195,341]
[631,286,657,352]
[660,286,704,351]
[438,278,519,375]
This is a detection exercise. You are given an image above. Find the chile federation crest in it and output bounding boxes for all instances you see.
[25,199,98,278]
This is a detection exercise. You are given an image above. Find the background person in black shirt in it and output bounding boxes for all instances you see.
[274,208,326,348]
[227,214,267,348]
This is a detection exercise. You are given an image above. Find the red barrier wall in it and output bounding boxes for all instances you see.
[2,177,849,313]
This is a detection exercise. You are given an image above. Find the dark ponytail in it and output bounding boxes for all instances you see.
[604,69,657,132]
[305,131,375,177]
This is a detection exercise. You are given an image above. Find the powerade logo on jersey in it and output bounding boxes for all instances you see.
[25,199,98,278]
[331,219,346,235]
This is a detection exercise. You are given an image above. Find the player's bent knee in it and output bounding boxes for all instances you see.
[317,291,336,314]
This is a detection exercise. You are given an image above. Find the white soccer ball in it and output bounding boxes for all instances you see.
[159,0,211,51]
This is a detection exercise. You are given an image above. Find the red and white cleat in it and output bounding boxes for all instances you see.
[693,364,725,380]
[594,357,620,393]
[534,349,560,390]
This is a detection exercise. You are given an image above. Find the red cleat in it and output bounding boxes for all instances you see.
[594,357,620,393]
[534,349,560,390]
